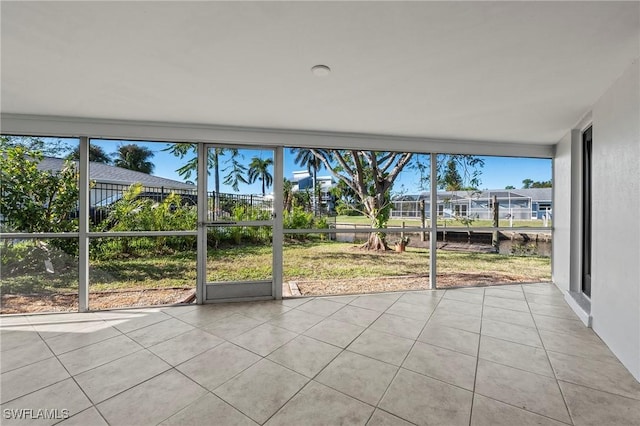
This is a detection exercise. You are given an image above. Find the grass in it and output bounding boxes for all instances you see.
[1,241,551,296]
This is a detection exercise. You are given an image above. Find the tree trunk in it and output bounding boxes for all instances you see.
[492,195,499,250]
[360,196,390,251]
[363,231,388,251]
[312,168,317,215]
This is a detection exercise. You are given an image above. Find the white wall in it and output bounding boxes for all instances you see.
[591,60,640,380]
[554,60,640,380]
[552,131,572,293]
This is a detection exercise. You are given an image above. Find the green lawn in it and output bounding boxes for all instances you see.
[1,241,550,296]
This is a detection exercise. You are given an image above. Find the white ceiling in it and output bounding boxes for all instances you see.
[1,1,638,145]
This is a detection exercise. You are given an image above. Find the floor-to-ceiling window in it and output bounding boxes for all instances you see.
[1,132,553,313]
[1,135,80,313]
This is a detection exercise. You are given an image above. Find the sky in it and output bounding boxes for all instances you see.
[46,138,552,195]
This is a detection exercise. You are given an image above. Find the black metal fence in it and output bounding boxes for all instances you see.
[90,182,274,224]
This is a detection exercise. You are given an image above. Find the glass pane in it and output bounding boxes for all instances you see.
[434,154,553,229]
[1,136,80,233]
[1,237,78,314]
[281,148,431,296]
[89,139,197,230]
[213,193,273,222]
[283,232,430,296]
[435,245,551,289]
[89,236,196,309]
[208,147,274,222]
[207,226,272,282]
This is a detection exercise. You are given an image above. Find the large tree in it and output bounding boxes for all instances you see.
[113,144,155,174]
[248,157,274,196]
[67,145,111,164]
[1,135,71,157]
[438,155,484,191]
[310,150,413,250]
[309,150,483,250]
[441,158,463,190]
[0,144,79,234]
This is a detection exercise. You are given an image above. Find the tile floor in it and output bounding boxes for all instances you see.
[1,283,640,425]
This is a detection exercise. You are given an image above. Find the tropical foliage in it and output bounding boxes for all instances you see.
[248,157,274,196]
[0,143,79,234]
[522,178,552,188]
[292,148,323,214]
[113,144,155,173]
[67,145,111,164]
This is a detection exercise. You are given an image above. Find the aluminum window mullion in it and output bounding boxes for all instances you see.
[78,136,90,312]
[0,232,79,239]
[280,226,552,235]
[206,220,274,228]
[273,146,284,299]
[430,154,438,290]
[87,230,198,238]
[196,143,207,305]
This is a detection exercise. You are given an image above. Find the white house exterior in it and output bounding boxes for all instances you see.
[392,188,552,221]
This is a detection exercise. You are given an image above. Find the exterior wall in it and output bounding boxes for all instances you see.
[590,60,640,380]
[552,131,572,293]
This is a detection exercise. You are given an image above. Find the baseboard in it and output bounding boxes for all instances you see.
[564,291,592,327]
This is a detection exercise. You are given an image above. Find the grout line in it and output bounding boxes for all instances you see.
[260,293,415,424]
[374,288,444,411]
[38,333,111,426]
[58,339,146,376]
[473,392,574,426]
[366,407,419,426]
[468,286,485,426]
[526,289,576,426]
[51,405,103,426]
[258,378,314,425]
[4,285,610,426]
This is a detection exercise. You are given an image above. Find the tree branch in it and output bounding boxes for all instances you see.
[310,149,360,195]
[351,150,367,197]
[378,153,401,175]
[384,153,414,189]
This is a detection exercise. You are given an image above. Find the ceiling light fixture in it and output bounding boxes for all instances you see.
[311,65,331,77]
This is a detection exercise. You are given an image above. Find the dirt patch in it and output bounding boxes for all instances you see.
[2,273,550,314]
[296,273,548,296]
[1,288,195,314]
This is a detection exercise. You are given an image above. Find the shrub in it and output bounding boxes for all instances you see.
[93,184,197,257]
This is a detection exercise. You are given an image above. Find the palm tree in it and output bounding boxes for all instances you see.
[248,157,274,196]
[292,148,323,214]
[283,178,293,212]
[67,145,111,164]
[161,144,247,218]
[113,144,155,174]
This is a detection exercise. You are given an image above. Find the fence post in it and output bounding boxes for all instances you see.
[492,195,499,250]
[420,200,426,241]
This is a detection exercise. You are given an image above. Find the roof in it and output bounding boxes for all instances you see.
[37,157,195,190]
[396,188,552,203]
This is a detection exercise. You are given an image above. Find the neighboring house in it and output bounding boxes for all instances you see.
[291,170,335,212]
[391,188,552,221]
[37,157,196,207]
